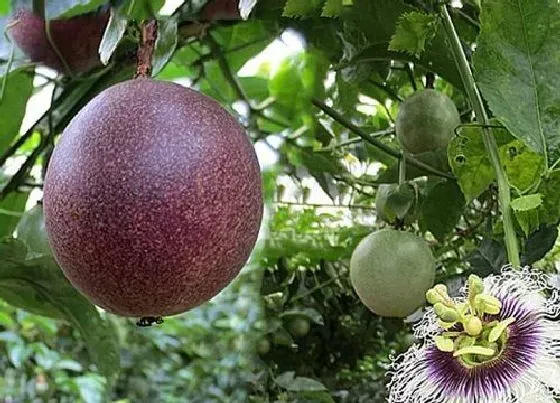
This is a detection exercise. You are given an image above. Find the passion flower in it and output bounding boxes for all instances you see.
[387,267,560,402]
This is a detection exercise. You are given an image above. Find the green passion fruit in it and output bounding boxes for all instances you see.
[350,229,436,317]
[286,316,311,338]
[396,89,460,155]
[16,203,52,257]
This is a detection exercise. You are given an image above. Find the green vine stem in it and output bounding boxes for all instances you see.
[399,153,406,185]
[441,5,520,267]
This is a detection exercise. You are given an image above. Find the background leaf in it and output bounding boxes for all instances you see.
[388,11,437,56]
[0,239,119,378]
[0,68,34,155]
[473,0,560,162]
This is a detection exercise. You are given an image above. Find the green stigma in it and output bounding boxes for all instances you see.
[426,275,515,366]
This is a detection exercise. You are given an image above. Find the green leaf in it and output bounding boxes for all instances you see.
[322,0,343,17]
[521,225,558,265]
[498,140,545,193]
[0,68,34,155]
[512,194,542,236]
[275,371,327,391]
[511,194,542,212]
[0,0,10,16]
[0,239,119,378]
[122,0,165,19]
[340,0,463,89]
[420,180,465,241]
[473,0,560,162]
[45,0,106,19]
[98,7,127,65]
[388,11,437,56]
[283,0,322,18]
[0,192,28,238]
[536,170,560,225]
[152,18,178,76]
[269,51,328,117]
[448,125,541,201]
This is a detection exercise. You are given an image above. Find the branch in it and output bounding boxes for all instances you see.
[368,80,403,102]
[274,201,376,210]
[0,140,47,200]
[206,33,248,101]
[312,98,454,180]
[135,20,158,78]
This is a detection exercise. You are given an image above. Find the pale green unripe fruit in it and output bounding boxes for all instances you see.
[350,229,436,317]
[396,89,460,154]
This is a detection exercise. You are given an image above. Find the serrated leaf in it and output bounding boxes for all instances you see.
[473,0,560,162]
[98,7,127,65]
[511,194,542,212]
[420,180,465,241]
[0,239,119,378]
[283,0,322,18]
[388,11,437,56]
[152,18,177,76]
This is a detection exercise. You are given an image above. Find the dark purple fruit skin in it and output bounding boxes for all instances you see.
[43,79,263,317]
[9,9,109,74]
[200,0,240,21]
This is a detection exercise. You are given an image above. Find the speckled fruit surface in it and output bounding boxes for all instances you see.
[200,0,240,21]
[10,9,108,74]
[43,78,263,317]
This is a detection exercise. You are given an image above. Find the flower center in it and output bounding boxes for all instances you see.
[426,275,516,365]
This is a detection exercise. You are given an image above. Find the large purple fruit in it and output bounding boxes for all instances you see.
[43,79,263,317]
[9,9,108,74]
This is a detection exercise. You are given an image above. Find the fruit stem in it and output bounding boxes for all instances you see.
[33,0,45,18]
[135,20,158,78]
[440,5,520,268]
[399,154,406,184]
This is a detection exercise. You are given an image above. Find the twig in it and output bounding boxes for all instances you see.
[405,63,418,91]
[206,33,248,101]
[135,20,158,78]
[425,72,435,89]
[274,201,376,210]
[368,80,403,102]
[312,98,454,179]
[0,142,46,200]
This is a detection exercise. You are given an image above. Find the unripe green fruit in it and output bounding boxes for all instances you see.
[287,316,311,338]
[396,89,460,154]
[16,203,52,257]
[257,338,270,355]
[350,229,436,317]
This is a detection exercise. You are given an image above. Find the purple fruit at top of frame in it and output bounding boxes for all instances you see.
[9,8,109,74]
[43,78,263,317]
